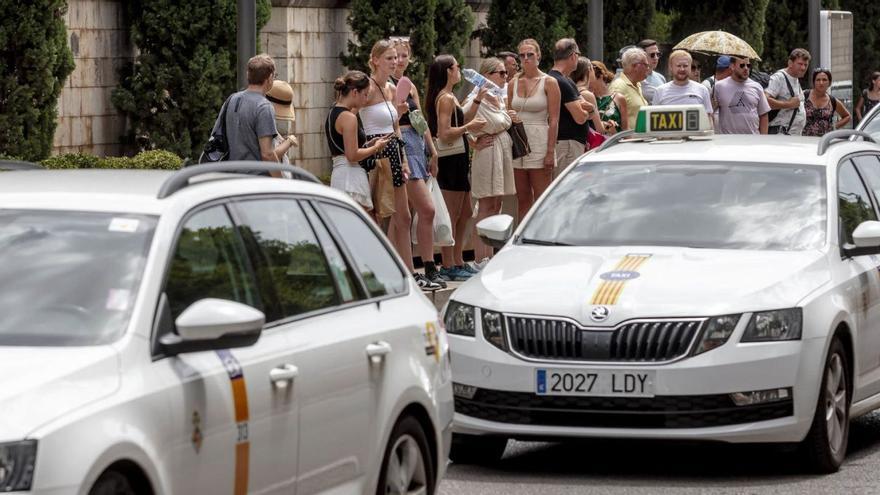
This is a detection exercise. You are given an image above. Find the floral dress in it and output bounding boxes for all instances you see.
[802,97,833,137]
[597,94,622,133]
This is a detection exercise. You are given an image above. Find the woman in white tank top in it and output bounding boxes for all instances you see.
[507,38,561,224]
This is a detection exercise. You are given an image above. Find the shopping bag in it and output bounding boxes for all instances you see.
[369,157,396,219]
[412,177,454,247]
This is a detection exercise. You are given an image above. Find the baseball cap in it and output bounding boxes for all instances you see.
[716,55,732,69]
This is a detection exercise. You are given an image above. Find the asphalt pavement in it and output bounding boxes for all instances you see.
[439,411,880,494]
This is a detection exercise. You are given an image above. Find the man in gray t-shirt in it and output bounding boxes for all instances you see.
[210,54,279,174]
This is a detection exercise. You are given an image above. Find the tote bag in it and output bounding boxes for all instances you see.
[411,177,454,246]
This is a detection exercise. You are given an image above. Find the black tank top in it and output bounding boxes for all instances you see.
[325,106,365,157]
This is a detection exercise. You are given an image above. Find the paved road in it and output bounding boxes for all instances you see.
[439,412,880,494]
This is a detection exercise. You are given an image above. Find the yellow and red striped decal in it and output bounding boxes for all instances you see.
[590,254,651,306]
[217,350,250,495]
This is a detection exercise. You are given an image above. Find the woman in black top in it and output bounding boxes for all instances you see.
[326,70,389,211]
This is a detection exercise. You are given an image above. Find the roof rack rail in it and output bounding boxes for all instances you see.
[157,162,322,199]
[593,130,635,153]
[817,129,876,156]
[0,160,43,171]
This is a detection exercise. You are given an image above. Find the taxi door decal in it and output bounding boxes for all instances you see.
[216,350,250,495]
[591,254,651,305]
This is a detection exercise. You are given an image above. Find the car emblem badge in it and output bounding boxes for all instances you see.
[591,306,610,322]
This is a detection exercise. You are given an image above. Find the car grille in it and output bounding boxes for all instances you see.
[455,387,793,429]
[507,317,703,362]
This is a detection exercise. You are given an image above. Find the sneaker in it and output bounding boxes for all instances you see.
[437,266,456,281]
[473,257,490,270]
[426,271,448,289]
[414,272,441,291]
[450,265,474,281]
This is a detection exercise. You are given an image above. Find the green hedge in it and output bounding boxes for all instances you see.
[41,150,183,170]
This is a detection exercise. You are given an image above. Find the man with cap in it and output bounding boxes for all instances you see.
[702,55,733,95]
[637,39,667,104]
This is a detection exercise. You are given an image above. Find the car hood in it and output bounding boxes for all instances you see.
[454,245,830,327]
[0,346,119,439]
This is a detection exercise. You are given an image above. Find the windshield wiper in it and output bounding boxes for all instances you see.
[518,237,573,246]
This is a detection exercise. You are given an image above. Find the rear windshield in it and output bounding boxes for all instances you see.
[0,210,156,346]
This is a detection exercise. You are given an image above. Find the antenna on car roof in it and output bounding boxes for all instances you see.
[157,162,322,199]
[817,129,876,156]
[0,160,43,171]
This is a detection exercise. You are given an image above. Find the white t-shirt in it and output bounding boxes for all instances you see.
[652,80,713,115]
[714,77,771,135]
[766,69,806,135]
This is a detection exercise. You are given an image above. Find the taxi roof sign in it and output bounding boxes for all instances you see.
[634,104,713,138]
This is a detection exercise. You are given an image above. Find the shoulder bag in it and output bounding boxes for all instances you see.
[508,76,532,159]
[433,93,467,157]
[199,94,233,164]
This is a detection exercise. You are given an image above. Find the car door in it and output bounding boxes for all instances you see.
[858,105,880,141]
[835,159,880,401]
[231,197,392,494]
[157,204,299,494]
[847,155,880,398]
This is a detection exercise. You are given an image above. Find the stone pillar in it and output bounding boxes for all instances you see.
[55,0,133,156]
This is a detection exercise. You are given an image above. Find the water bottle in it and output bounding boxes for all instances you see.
[462,68,505,98]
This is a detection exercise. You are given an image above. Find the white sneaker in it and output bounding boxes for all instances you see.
[468,257,490,272]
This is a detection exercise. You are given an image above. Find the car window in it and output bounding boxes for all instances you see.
[319,203,406,297]
[235,199,339,319]
[165,205,259,321]
[838,160,878,245]
[851,155,880,207]
[302,202,360,303]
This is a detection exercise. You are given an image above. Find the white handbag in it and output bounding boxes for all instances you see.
[432,93,467,157]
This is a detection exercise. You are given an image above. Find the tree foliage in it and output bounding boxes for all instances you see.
[840,0,880,109]
[111,0,270,160]
[435,0,474,70]
[667,0,769,64]
[479,0,577,71]
[762,0,840,72]
[342,0,437,91]
[0,0,74,161]
[591,0,654,67]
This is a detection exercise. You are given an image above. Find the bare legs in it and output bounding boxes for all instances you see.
[440,189,472,267]
[514,168,553,223]
[386,185,414,272]
[406,179,436,264]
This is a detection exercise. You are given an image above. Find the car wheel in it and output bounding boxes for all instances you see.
[89,470,136,495]
[801,337,850,473]
[449,433,507,465]
[377,415,435,495]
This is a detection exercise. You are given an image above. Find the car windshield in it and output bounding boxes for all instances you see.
[519,161,826,250]
[0,210,157,346]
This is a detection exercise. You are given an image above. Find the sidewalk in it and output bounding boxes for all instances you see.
[415,269,464,311]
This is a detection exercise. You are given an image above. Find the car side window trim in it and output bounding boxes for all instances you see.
[300,200,365,302]
[848,153,880,218]
[837,158,879,257]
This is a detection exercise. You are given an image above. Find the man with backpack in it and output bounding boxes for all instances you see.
[765,48,810,135]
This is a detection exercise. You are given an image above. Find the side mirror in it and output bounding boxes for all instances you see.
[852,220,880,248]
[156,297,264,356]
[477,214,514,250]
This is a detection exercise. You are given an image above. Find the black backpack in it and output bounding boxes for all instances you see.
[199,94,233,164]
[749,70,772,89]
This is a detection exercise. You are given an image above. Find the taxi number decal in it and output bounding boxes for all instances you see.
[216,350,250,495]
[591,254,651,306]
[650,111,683,131]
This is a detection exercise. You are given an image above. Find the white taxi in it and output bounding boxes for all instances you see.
[0,162,452,494]
[445,105,880,473]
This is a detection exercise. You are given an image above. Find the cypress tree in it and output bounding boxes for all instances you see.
[0,0,74,161]
[480,0,576,71]
[111,0,270,160]
[342,0,437,91]
[434,0,474,69]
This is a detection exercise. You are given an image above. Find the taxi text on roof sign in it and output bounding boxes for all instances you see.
[634,104,713,138]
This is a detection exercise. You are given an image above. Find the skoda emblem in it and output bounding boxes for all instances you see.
[590,306,610,322]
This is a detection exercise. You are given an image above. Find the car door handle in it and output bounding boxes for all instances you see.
[366,341,392,362]
[269,364,299,385]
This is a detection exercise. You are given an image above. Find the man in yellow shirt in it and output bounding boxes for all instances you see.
[609,47,650,130]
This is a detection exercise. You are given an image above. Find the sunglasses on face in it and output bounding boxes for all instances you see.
[649,52,662,59]
[518,52,537,59]
[490,70,508,76]
[738,63,752,69]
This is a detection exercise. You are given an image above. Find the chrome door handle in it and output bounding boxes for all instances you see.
[365,341,392,363]
[269,364,299,385]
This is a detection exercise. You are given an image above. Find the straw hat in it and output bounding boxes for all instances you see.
[267,80,295,121]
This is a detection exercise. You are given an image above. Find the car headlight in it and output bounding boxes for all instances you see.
[0,440,37,491]
[741,308,802,342]
[693,314,741,355]
[482,310,506,350]
[444,301,476,337]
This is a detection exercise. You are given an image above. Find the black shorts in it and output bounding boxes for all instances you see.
[436,152,470,192]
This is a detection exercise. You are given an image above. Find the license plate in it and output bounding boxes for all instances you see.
[536,368,655,397]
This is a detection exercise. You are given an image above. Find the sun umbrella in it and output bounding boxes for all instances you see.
[673,30,761,61]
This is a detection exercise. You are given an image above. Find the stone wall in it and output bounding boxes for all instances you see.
[55,0,132,156]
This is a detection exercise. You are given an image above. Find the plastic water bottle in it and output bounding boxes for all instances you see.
[462,68,505,98]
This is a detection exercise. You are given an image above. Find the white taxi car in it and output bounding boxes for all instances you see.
[0,162,452,494]
[445,105,880,473]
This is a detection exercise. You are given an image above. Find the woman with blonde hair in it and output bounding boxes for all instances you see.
[508,38,560,223]
[425,55,488,281]
[589,60,628,134]
[463,57,514,268]
[325,70,389,210]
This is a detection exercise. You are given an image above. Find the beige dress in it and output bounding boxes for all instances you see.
[463,94,515,199]
[511,75,553,169]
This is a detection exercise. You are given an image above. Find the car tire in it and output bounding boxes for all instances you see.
[801,337,850,473]
[89,470,137,495]
[377,415,436,495]
[449,433,507,465]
